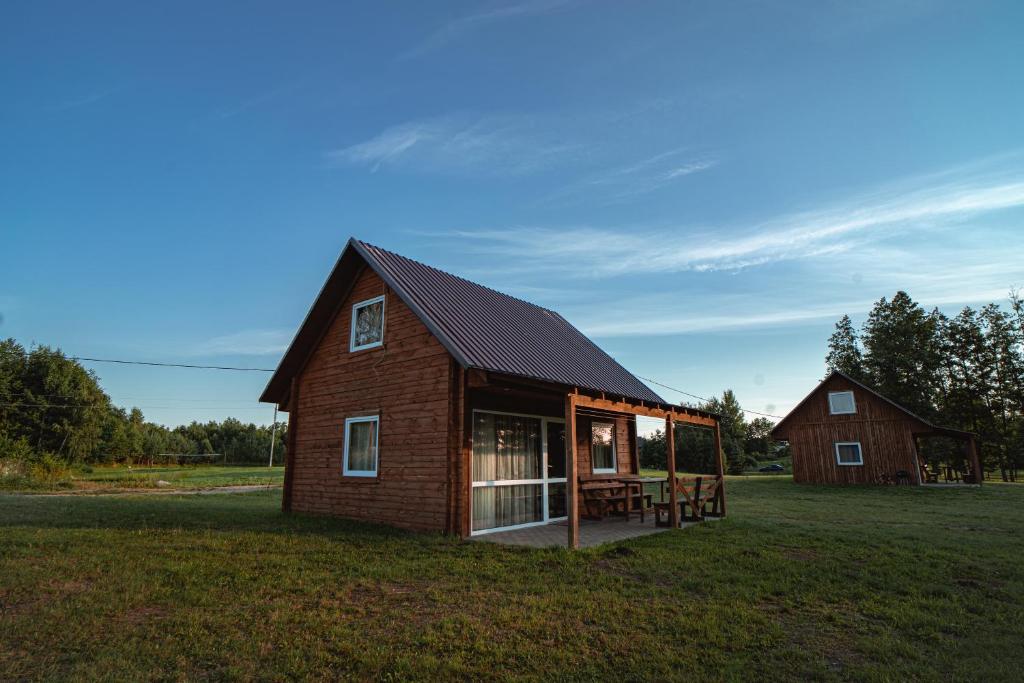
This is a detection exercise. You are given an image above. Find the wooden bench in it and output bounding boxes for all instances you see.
[579,477,654,522]
[653,475,725,525]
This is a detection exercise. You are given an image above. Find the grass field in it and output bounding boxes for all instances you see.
[2,478,1022,681]
[72,464,285,490]
[0,463,285,492]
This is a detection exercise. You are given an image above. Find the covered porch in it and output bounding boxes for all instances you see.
[472,515,710,549]
[914,426,983,485]
[455,369,725,548]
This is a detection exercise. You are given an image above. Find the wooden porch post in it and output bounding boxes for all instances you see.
[281,377,299,513]
[713,418,727,517]
[968,436,983,485]
[565,393,579,549]
[666,414,679,528]
[911,435,925,485]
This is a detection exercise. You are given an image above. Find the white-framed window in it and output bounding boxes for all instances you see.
[470,410,567,535]
[828,391,857,415]
[350,295,385,351]
[590,421,617,474]
[834,441,863,466]
[343,415,379,477]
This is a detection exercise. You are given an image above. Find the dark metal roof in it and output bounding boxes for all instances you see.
[260,238,665,405]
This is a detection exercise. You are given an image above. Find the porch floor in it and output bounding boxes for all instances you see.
[471,515,707,549]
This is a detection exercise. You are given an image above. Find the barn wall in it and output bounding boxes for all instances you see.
[290,266,453,532]
[776,375,924,485]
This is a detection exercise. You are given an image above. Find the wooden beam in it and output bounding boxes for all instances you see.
[911,435,924,485]
[968,436,983,485]
[713,418,727,517]
[446,362,465,535]
[574,393,717,428]
[629,418,640,475]
[565,393,579,549]
[461,373,473,537]
[466,368,489,388]
[282,376,299,514]
[666,415,679,528]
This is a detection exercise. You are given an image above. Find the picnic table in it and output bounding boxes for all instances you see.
[579,475,655,522]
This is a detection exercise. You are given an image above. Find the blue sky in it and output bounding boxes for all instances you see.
[2,1,1023,427]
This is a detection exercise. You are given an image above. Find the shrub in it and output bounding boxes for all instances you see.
[29,453,72,487]
[0,434,35,462]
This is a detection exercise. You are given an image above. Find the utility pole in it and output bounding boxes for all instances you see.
[268,405,278,468]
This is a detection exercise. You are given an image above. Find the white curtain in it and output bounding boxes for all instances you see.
[346,421,377,471]
[472,484,542,531]
[472,413,541,481]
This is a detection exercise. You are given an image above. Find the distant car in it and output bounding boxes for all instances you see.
[759,463,785,472]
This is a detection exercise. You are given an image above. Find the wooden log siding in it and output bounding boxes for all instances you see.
[774,374,928,485]
[289,266,453,532]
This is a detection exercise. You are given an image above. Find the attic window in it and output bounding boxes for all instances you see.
[828,391,856,415]
[350,296,385,351]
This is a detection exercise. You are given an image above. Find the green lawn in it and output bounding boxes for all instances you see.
[70,464,285,490]
[2,479,1022,681]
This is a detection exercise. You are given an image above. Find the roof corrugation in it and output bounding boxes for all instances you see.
[353,240,665,404]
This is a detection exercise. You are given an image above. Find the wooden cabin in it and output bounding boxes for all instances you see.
[260,238,724,547]
[771,371,980,485]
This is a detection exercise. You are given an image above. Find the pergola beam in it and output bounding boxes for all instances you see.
[573,394,717,428]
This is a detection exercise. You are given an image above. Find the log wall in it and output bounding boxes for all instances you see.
[775,374,926,485]
[289,266,453,532]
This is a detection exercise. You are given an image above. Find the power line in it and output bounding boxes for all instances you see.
[60,354,782,419]
[636,375,784,420]
[71,356,275,372]
[0,402,276,411]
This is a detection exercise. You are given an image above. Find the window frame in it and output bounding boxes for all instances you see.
[349,295,386,352]
[342,415,380,478]
[590,421,618,474]
[828,390,857,415]
[834,441,863,466]
[469,409,567,536]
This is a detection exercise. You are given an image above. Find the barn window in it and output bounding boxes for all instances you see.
[343,416,379,477]
[834,442,863,466]
[350,295,385,351]
[828,391,856,415]
[591,422,617,474]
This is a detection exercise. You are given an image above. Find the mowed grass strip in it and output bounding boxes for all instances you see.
[71,464,285,490]
[1,478,1022,681]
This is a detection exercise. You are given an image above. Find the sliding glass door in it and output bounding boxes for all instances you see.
[471,410,567,534]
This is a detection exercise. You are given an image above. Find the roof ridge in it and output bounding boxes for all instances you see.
[354,239,560,315]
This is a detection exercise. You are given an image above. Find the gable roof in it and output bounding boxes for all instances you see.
[771,370,973,438]
[260,238,665,406]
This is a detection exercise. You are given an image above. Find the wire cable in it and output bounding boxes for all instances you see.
[636,375,784,419]
[71,356,275,372]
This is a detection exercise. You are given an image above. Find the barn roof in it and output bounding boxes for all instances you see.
[260,238,665,406]
[771,370,973,439]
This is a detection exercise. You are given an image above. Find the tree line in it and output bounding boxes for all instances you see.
[0,339,285,465]
[638,389,782,475]
[826,291,1023,480]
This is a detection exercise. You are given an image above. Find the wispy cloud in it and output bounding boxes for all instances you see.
[48,87,121,112]
[444,162,1024,276]
[400,0,577,60]
[190,329,292,356]
[326,114,575,175]
[213,82,303,120]
[547,147,717,203]
[572,282,1020,338]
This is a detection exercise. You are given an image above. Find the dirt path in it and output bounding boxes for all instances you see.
[3,484,281,497]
